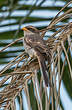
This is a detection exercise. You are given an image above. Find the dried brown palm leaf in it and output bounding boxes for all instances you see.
[0,2,72,110]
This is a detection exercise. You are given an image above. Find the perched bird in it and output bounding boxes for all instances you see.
[22,26,51,86]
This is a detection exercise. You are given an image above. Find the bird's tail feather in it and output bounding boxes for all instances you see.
[37,53,49,86]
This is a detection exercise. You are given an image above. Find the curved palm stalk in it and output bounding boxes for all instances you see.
[0,1,72,110]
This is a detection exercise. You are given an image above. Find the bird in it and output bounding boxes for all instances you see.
[22,25,52,86]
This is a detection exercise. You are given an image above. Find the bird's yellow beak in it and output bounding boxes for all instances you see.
[22,27,28,31]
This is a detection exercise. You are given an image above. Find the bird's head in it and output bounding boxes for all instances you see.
[22,25,39,36]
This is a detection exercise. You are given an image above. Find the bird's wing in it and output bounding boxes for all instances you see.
[25,34,52,63]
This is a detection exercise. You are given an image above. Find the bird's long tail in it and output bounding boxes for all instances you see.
[36,51,49,86]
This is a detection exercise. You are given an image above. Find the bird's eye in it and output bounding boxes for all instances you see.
[27,27,36,33]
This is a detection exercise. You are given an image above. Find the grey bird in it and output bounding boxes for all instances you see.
[22,26,51,86]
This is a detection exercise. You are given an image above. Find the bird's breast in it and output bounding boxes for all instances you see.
[23,38,36,58]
